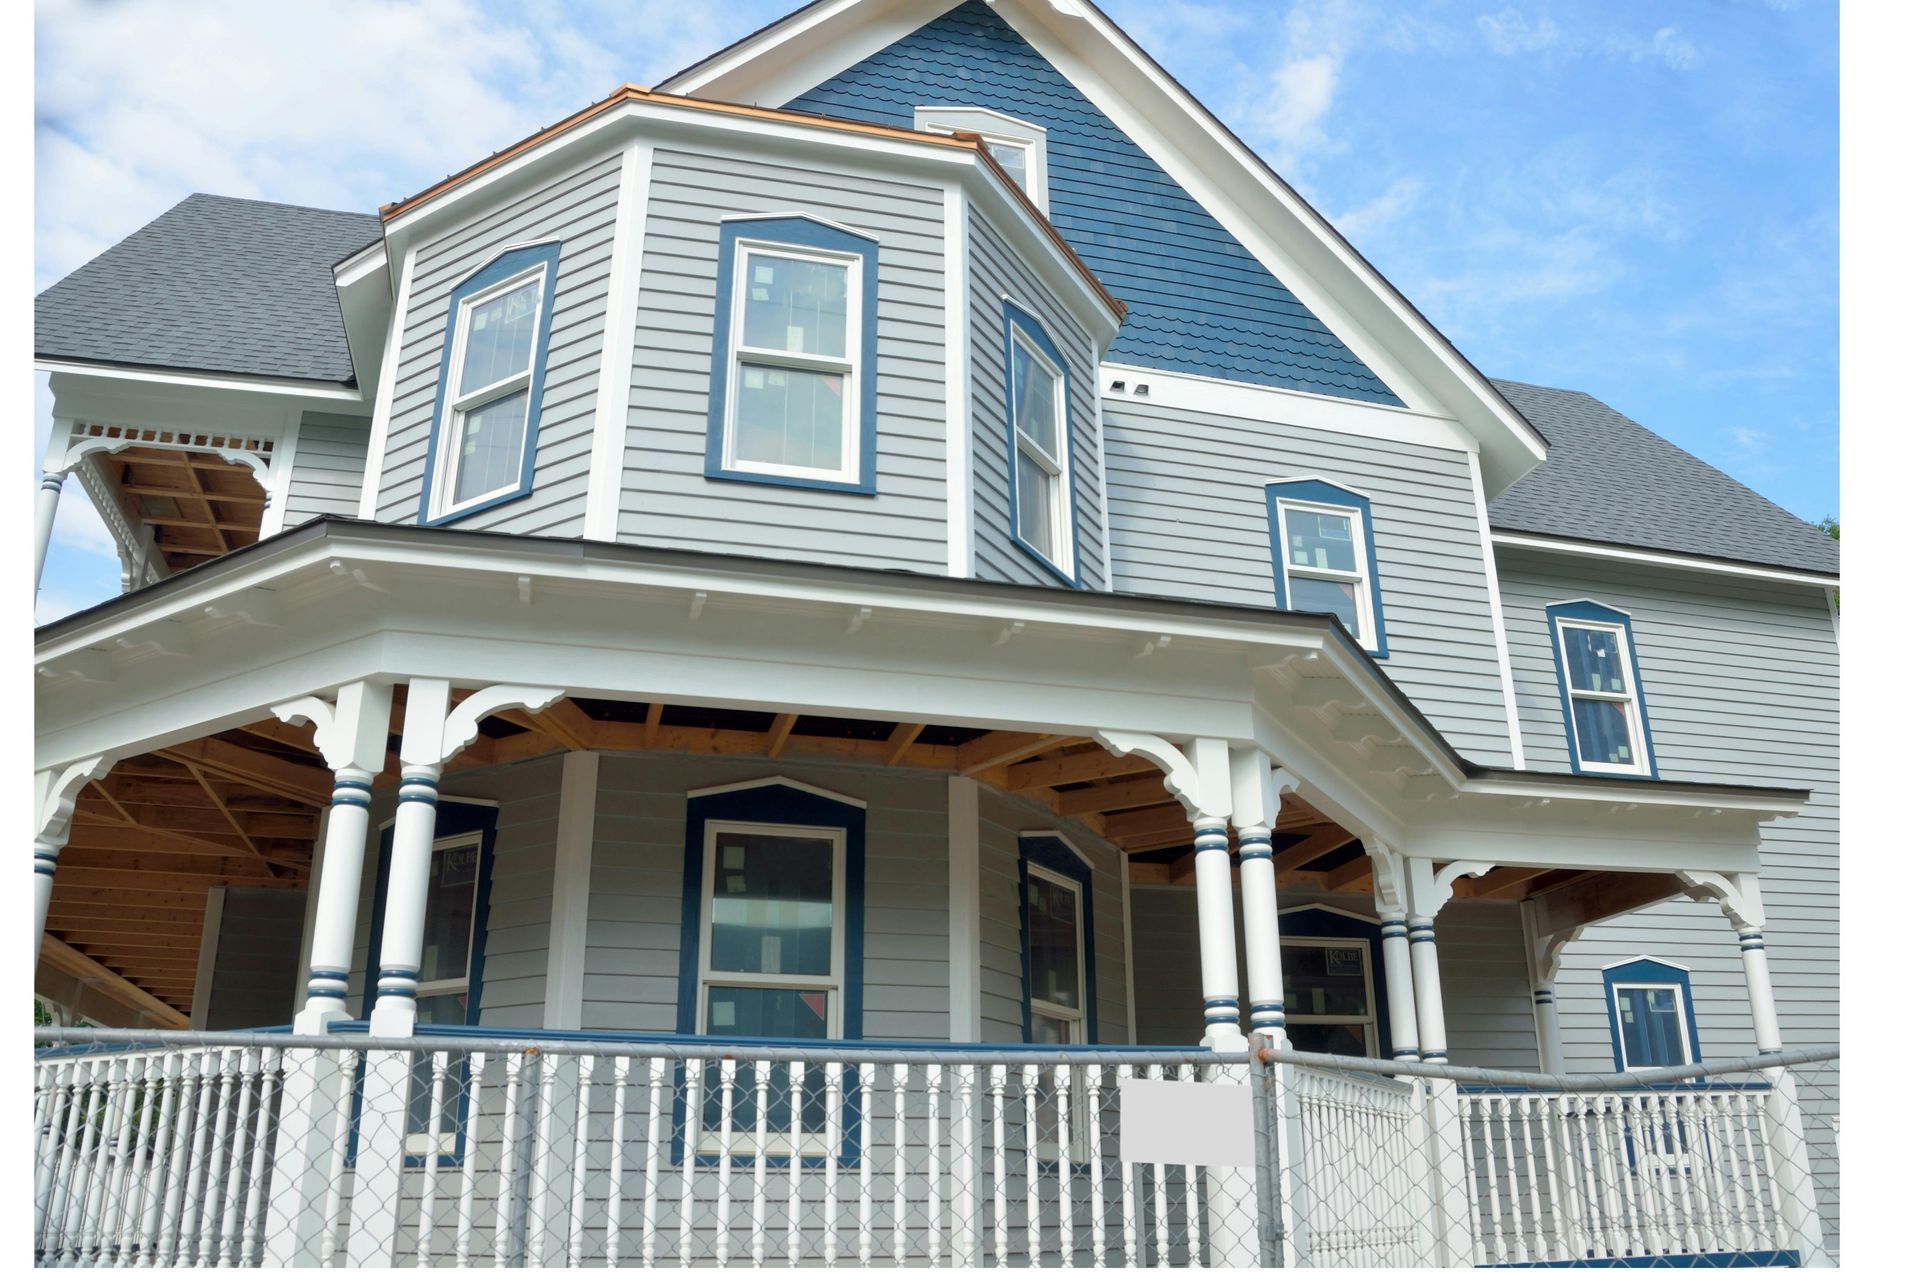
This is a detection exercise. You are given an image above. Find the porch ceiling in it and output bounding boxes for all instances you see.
[91,444,266,573]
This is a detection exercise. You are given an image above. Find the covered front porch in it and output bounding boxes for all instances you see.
[33,519,1828,1266]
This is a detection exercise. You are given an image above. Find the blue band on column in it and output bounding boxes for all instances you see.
[1381,920,1408,939]
[376,967,419,999]
[1194,838,1230,855]
[1422,1050,1448,1062]
[1236,846,1272,862]
[1392,1048,1419,1059]
[331,778,374,808]
[1533,989,1555,1004]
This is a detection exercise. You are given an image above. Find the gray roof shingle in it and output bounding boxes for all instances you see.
[1488,379,1839,577]
[35,193,381,385]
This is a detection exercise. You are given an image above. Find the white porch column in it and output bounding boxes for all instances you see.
[34,470,67,595]
[1404,857,1491,1064]
[274,681,396,1033]
[1229,748,1288,1045]
[33,757,112,947]
[1369,847,1422,1063]
[1519,899,1578,1074]
[348,678,563,1268]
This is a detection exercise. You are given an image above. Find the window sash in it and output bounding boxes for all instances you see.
[1009,329,1072,571]
[431,266,549,518]
[1274,499,1375,647]
[1556,619,1649,774]
[694,821,847,1036]
[1279,936,1379,1056]
[402,832,484,1157]
[1610,981,1693,1070]
[1025,863,1085,1021]
[722,241,862,483]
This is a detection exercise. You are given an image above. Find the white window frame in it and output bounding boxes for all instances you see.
[1280,936,1379,1058]
[1009,324,1073,574]
[721,238,864,485]
[427,264,550,520]
[1274,497,1378,649]
[1025,863,1086,1045]
[1609,981,1695,1073]
[914,106,1050,212]
[693,819,848,1157]
[1555,617,1652,776]
[405,830,485,1158]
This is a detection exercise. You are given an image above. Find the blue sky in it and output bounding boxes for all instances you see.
[33,0,1837,619]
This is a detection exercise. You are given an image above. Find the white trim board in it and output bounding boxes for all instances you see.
[585,142,653,540]
[34,359,366,403]
[1490,532,1839,589]
[1468,451,1526,769]
[1101,364,1474,455]
[543,750,600,1031]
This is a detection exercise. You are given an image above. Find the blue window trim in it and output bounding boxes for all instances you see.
[1265,478,1389,658]
[1274,904,1395,1059]
[1602,957,1702,1072]
[1002,301,1083,588]
[1545,599,1660,779]
[1015,834,1098,1045]
[349,798,500,1169]
[673,779,867,1168]
[417,242,564,526]
[704,216,880,495]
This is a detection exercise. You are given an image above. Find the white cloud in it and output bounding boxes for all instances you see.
[1477,8,1561,56]
[1268,53,1342,153]
[1334,175,1425,243]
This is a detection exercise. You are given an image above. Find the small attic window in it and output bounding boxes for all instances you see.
[914,106,1050,213]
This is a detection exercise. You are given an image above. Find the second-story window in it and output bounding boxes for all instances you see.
[1004,303,1077,584]
[1266,478,1389,657]
[707,217,880,494]
[422,242,562,524]
[1546,600,1658,777]
[914,107,1051,212]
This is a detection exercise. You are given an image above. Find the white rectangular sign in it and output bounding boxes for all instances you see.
[1117,1076,1256,1167]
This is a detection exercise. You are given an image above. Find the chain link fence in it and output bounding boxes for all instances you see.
[33,1026,1833,1268]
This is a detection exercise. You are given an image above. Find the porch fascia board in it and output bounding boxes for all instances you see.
[37,519,1808,875]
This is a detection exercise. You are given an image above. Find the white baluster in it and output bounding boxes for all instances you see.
[569,1056,593,1269]
[1087,1064,1106,1268]
[857,1062,876,1268]
[678,1057,700,1267]
[91,1058,132,1265]
[955,1064,980,1269]
[527,1054,558,1267]
[156,1052,202,1266]
[240,1050,279,1267]
[1732,1091,1767,1251]
[1120,1067,1139,1269]
[1055,1063,1073,1264]
[418,1051,449,1266]
[752,1059,772,1268]
[1148,1065,1169,1270]
[34,1059,73,1245]
[123,1056,163,1269]
[716,1057,737,1267]
[892,1064,908,1267]
[824,1063,842,1268]
[215,1050,259,1267]
[1022,1065,1041,1268]
[499,1052,528,1268]
[607,1056,631,1269]
[456,1052,486,1268]
[192,1051,239,1267]
[641,1057,666,1269]
[1180,1065,1200,1268]
[138,1054,180,1269]
[1701,1093,1736,1251]
[1671,1095,1702,1253]
[60,1058,104,1264]
[787,1062,804,1269]
[316,1056,355,1269]
[103,1058,141,1267]
[926,1063,944,1268]
[1515,1094,1546,1263]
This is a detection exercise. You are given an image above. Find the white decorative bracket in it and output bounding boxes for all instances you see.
[1408,856,1494,920]
[1365,842,1411,915]
[440,685,566,765]
[1519,897,1585,988]
[36,755,113,844]
[1094,730,1232,822]
[273,681,396,774]
[1676,869,1767,931]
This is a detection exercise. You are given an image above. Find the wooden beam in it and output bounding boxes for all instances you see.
[44,915,205,940]
[1271,826,1359,873]
[1322,855,1375,892]
[956,732,1071,777]
[1529,871,1682,933]
[1005,747,1152,790]
[766,713,798,759]
[49,886,208,912]
[119,483,266,504]
[56,846,281,880]
[1055,775,1177,816]
[1460,867,1559,902]
[643,702,664,747]
[883,722,924,766]
[158,737,330,805]
[1101,803,1194,842]
[51,866,299,892]
[181,763,270,866]
[38,936,189,1028]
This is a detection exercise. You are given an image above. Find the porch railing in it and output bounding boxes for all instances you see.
[33,1027,1835,1268]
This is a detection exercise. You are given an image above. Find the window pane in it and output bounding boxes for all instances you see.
[1286,1022,1370,1057]
[419,842,479,985]
[733,364,846,471]
[459,277,541,394]
[452,389,530,505]
[1284,508,1359,574]
[1288,575,1361,635]
[1619,986,1686,1067]
[1572,697,1637,767]
[1015,450,1059,561]
[987,140,1029,190]
[1010,339,1061,455]
[708,831,835,977]
[1026,875,1081,1012]
[1563,626,1627,694]
[1280,943,1372,1018]
[1031,1013,1074,1046]
[741,254,849,358]
[703,992,830,1135]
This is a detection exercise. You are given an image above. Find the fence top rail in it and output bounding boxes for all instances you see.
[34,1025,1227,1068]
[1262,1043,1838,1090]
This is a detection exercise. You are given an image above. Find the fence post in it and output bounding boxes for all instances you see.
[262,1048,354,1266]
[1423,1076,1476,1267]
[1766,1069,1831,1266]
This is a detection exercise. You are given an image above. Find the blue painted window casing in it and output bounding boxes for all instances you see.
[788,1,1399,405]
[352,798,500,1167]
[419,242,563,525]
[706,217,880,495]
[1002,302,1081,586]
[675,780,867,1166]
[1016,835,1098,1045]
[1274,905,1394,1059]
[1266,479,1389,658]
[1546,600,1659,778]
[1603,958,1702,1071]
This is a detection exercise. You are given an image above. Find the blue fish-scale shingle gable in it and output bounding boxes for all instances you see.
[786,0,1401,405]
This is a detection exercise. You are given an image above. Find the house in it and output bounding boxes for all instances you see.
[31,1,1838,1267]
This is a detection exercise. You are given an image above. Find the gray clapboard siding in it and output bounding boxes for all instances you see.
[374,152,621,537]
[197,887,306,1031]
[968,212,1107,589]
[1103,399,1513,765]
[1128,886,1536,1067]
[618,146,948,573]
[281,411,370,525]
[977,789,1131,1045]
[1497,548,1839,1232]
[584,754,952,1042]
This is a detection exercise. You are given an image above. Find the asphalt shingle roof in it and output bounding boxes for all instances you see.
[35,193,381,385]
[1489,379,1839,577]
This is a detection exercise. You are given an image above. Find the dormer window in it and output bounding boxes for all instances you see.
[1546,600,1658,777]
[421,242,561,524]
[914,107,1050,212]
[706,216,879,494]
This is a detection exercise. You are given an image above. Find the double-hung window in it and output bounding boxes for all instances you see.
[1279,937,1378,1058]
[708,217,879,493]
[1602,958,1699,1071]
[423,242,561,523]
[1267,479,1388,656]
[1004,304,1076,583]
[1024,867,1086,1045]
[406,832,484,1152]
[1546,600,1657,777]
